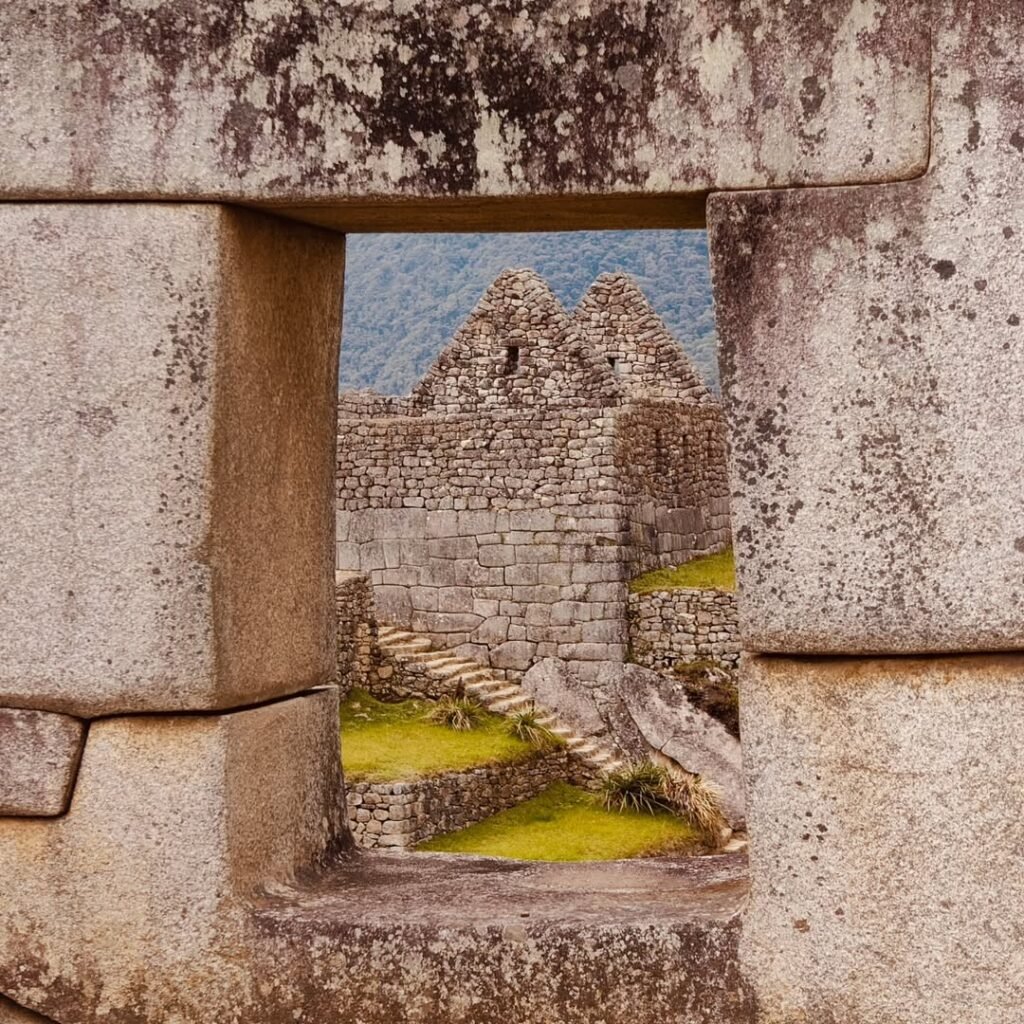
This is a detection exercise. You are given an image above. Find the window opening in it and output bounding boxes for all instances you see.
[335,229,737,863]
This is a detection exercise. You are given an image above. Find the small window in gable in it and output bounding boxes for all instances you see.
[607,355,619,374]
[504,345,520,374]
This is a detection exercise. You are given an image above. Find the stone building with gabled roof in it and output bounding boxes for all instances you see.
[336,268,730,681]
[573,271,715,403]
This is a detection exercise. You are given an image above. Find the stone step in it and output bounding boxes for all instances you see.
[489,695,534,714]
[463,675,505,689]
[382,635,432,650]
[479,685,520,702]
[378,628,420,644]
[374,619,626,778]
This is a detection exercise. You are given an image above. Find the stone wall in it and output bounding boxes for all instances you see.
[336,408,632,680]
[346,748,573,849]
[616,401,731,573]
[627,588,740,671]
[334,572,378,696]
[336,271,730,680]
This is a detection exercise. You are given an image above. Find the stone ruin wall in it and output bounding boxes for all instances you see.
[346,748,576,850]
[334,571,378,696]
[336,400,728,679]
[336,407,630,679]
[616,400,731,573]
[336,270,730,681]
[627,588,740,671]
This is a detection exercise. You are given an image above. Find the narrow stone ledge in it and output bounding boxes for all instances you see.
[252,851,752,1024]
[0,708,84,816]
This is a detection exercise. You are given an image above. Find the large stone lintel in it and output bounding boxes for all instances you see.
[0,2,929,215]
[0,204,344,715]
[0,709,84,817]
[740,654,1024,1023]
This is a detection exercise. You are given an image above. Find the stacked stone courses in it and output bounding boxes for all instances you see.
[337,269,730,680]
[628,589,741,671]
[347,748,575,850]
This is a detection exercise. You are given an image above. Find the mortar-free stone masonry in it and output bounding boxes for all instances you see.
[336,268,732,687]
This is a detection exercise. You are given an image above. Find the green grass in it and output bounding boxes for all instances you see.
[629,547,736,594]
[340,689,535,783]
[417,782,702,861]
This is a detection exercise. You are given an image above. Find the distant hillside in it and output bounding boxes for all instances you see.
[340,230,718,395]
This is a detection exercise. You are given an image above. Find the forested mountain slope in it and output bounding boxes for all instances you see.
[340,230,718,395]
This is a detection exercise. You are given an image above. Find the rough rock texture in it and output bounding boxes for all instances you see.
[522,659,743,825]
[709,0,1024,654]
[0,2,928,225]
[0,205,344,715]
[0,996,54,1023]
[628,588,741,670]
[521,658,608,737]
[336,270,730,679]
[335,571,378,696]
[0,709,85,817]
[740,654,1024,1024]
[252,851,753,1024]
[602,664,745,828]
[0,688,347,1023]
[613,667,744,824]
[347,748,576,849]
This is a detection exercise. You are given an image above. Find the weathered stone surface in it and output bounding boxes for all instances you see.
[521,658,607,737]
[710,0,1024,653]
[612,665,744,827]
[0,205,344,715]
[0,688,346,1022]
[252,851,752,1024]
[740,653,1024,1024]
[0,995,54,1023]
[0,3,928,224]
[0,709,84,817]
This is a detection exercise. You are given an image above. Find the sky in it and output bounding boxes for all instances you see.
[339,230,718,396]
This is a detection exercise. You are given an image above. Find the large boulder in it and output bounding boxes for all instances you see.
[520,658,607,738]
[597,663,746,828]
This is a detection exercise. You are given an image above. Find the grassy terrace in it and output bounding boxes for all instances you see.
[629,547,736,595]
[340,689,535,783]
[418,782,702,861]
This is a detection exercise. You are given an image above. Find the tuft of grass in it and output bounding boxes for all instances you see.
[507,706,564,750]
[599,761,729,850]
[426,694,485,731]
[629,547,736,594]
[662,769,729,848]
[600,761,673,815]
[340,689,534,783]
[417,782,701,861]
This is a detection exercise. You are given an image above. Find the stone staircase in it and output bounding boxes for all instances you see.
[376,625,625,775]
